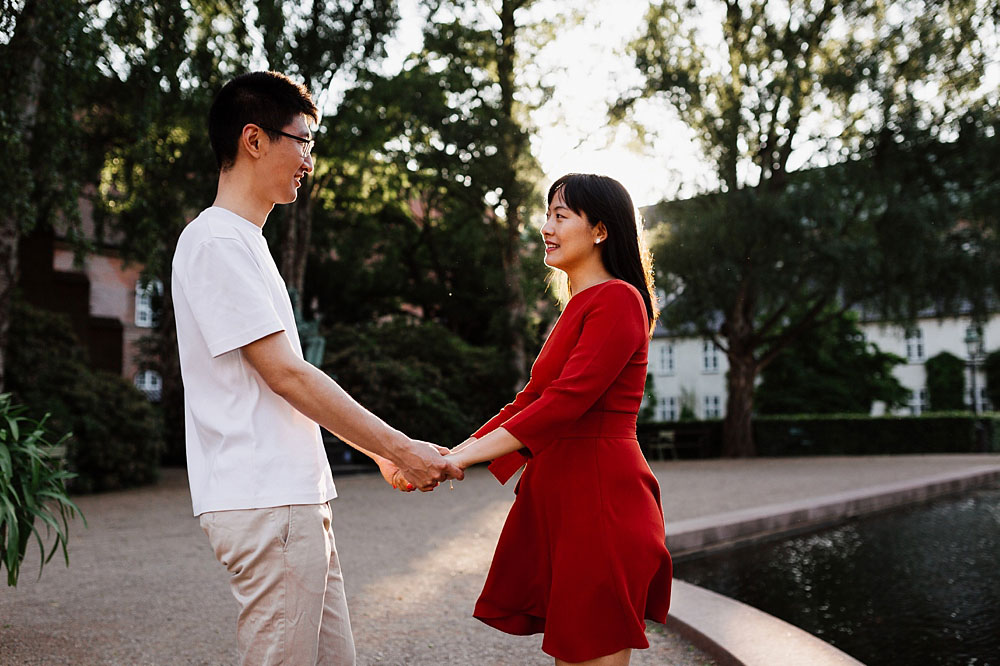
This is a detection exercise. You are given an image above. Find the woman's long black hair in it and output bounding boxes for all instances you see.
[547,173,659,334]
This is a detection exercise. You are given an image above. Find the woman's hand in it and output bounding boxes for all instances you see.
[376,457,415,492]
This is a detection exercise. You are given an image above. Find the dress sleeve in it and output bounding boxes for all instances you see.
[472,384,540,439]
[501,285,646,457]
[472,383,540,484]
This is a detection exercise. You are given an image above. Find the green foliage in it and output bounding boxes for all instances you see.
[5,301,163,492]
[754,413,999,456]
[323,319,514,446]
[626,0,998,456]
[756,311,909,414]
[679,387,697,421]
[925,352,967,411]
[0,393,85,587]
[638,373,657,424]
[984,349,1000,411]
[638,412,1000,457]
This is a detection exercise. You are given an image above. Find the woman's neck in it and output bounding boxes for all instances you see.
[567,265,615,297]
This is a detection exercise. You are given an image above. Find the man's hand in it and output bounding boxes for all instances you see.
[394,437,464,491]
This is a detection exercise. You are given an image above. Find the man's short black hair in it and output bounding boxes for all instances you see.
[209,71,319,170]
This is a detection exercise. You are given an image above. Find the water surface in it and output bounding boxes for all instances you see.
[676,484,1000,665]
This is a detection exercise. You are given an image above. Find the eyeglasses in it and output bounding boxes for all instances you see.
[259,126,315,157]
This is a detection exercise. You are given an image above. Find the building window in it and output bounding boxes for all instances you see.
[905,328,924,362]
[660,343,675,374]
[658,396,678,421]
[134,370,163,402]
[967,386,990,412]
[135,279,163,328]
[702,340,719,373]
[703,395,721,418]
[909,388,928,415]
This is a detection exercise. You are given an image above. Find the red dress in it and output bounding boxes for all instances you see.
[471,279,673,662]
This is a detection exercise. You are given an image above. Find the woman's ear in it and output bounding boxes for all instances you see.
[593,222,608,245]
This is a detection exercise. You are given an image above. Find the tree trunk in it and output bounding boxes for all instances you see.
[721,274,758,457]
[0,215,17,394]
[722,355,757,457]
[502,210,528,389]
[281,182,312,300]
[497,0,529,390]
[0,0,45,393]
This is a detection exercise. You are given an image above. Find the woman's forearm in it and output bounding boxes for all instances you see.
[446,428,523,468]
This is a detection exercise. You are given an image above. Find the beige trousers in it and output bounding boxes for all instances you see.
[200,503,355,665]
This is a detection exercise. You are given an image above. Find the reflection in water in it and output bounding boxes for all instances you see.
[676,484,1000,666]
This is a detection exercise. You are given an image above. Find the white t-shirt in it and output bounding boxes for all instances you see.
[171,206,336,516]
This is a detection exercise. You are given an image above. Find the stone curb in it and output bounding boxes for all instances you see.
[665,464,1000,558]
[662,464,1000,666]
[665,580,864,666]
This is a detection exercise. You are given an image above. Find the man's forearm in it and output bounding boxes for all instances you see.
[271,360,406,462]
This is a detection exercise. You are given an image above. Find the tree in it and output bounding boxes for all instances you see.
[251,0,399,298]
[0,0,144,391]
[925,351,966,411]
[984,349,1000,411]
[383,0,545,389]
[93,1,402,460]
[755,310,908,414]
[639,373,658,423]
[624,0,998,455]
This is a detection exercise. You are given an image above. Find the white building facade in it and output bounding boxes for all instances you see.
[646,314,998,420]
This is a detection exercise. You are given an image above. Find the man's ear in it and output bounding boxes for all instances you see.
[240,124,263,160]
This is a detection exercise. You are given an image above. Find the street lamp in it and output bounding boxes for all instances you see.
[964,325,985,415]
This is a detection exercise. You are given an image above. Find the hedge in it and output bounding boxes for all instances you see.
[637,412,1000,458]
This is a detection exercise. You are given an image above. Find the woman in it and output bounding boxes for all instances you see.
[444,173,673,666]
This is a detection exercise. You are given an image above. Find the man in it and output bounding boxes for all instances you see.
[171,71,462,665]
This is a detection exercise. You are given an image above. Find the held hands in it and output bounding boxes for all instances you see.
[388,438,464,492]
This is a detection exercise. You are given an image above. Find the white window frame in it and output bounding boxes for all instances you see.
[135,279,164,328]
[702,340,719,374]
[703,395,721,418]
[134,369,163,402]
[660,343,675,374]
[658,396,678,421]
[905,327,924,363]
[909,388,928,415]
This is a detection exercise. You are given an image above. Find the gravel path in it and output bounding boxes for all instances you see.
[0,466,715,666]
[5,454,995,665]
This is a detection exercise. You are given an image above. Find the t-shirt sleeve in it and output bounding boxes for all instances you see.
[180,238,285,357]
[501,286,647,456]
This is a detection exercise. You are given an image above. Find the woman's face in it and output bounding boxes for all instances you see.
[541,188,605,272]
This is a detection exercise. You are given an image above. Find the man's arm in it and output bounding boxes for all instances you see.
[241,331,463,488]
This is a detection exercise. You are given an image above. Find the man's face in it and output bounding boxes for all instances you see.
[262,114,314,205]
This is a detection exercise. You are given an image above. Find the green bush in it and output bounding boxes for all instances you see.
[322,319,514,448]
[6,300,163,492]
[638,413,999,457]
[753,412,999,455]
[0,393,85,586]
[925,351,966,411]
[756,310,908,414]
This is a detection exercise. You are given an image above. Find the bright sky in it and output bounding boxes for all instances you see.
[380,0,715,211]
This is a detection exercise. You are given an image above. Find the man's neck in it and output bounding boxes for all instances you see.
[213,170,274,228]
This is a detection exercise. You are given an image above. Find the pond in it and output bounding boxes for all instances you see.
[675,484,1000,666]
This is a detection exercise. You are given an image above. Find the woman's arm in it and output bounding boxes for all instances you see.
[446,428,523,469]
